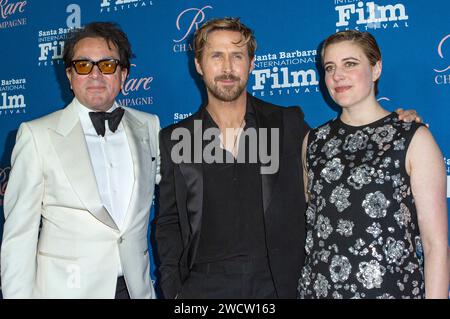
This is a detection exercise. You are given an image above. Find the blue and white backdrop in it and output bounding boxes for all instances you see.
[0,0,449,285]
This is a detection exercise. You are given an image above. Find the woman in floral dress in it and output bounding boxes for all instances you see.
[297,30,448,299]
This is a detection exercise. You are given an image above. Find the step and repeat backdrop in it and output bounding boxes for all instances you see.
[0,0,449,284]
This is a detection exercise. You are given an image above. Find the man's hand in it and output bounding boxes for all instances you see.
[395,108,428,126]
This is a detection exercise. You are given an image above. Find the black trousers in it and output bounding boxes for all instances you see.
[177,257,277,299]
[115,276,130,299]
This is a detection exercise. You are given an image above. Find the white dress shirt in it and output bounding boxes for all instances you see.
[76,98,134,276]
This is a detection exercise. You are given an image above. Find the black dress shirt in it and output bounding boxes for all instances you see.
[195,103,267,263]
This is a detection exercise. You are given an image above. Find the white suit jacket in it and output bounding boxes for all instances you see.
[1,99,161,299]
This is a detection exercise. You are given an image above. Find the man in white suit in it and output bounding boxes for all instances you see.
[1,22,160,299]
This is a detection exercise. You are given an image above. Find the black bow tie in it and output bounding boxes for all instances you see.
[89,107,125,137]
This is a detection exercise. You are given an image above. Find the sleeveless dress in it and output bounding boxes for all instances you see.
[297,113,426,299]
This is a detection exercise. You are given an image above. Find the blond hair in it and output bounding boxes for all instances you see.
[194,17,257,61]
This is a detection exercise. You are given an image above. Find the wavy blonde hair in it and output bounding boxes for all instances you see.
[194,17,257,61]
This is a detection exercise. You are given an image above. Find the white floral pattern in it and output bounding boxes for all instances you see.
[362,191,390,218]
[356,260,386,289]
[298,114,425,299]
[343,130,369,153]
[329,184,351,212]
[347,164,374,190]
[371,124,396,147]
[329,255,352,283]
[320,158,344,183]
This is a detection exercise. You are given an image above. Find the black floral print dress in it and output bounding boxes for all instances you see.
[298,113,426,299]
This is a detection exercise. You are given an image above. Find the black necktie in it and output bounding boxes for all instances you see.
[89,107,125,137]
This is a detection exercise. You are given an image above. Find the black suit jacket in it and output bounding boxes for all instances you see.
[155,94,309,298]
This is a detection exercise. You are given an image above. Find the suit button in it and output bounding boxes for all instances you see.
[118,237,123,244]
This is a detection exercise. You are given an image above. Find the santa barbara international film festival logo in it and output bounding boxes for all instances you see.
[0,166,10,206]
[0,77,26,116]
[251,48,320,98]
[37,4,81,67]
[0,0,27,30]
[333,0,409,32]
[99,0,153,14]
[172,5,213,53]
[117,64,154,107]
[433,34,450,85]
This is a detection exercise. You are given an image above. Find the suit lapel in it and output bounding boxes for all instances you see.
[177,111,204,266]
[178,100,284,264]
[49,101,119,231]
[252,97,284,214]
[120,110,151,232]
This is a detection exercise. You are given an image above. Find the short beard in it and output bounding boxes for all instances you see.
[205,74,247,102]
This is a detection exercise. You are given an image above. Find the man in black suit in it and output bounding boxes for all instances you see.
[154,17,419,299]
[155,17,308,299]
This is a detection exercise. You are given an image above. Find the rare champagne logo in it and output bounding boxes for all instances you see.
[434,34,450,85]
[172,5,213,53]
